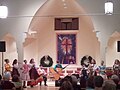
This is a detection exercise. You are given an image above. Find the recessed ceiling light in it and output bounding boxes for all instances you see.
[64,6,67,9]
[63,3,66,6]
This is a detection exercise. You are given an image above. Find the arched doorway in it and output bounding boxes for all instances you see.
[106,31,120,67]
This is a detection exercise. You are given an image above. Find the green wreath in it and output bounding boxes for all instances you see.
[40,55,53,67]
[81,55,93,67]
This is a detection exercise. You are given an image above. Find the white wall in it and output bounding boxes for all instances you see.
[0,0,119,73]
[106,32,120,67]
[23,0,100,66]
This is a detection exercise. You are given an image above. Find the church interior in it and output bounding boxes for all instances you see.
[0,0,120,90]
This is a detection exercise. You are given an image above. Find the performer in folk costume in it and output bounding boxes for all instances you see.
[4,59,12,72]
[37,65,47,86]
[28,58,40,87]
[98,60,106,79]
[88,59,98,77]
[81,55,92,79]
[54,61,63,72]
[4,59,12,76]
[11,59,20,78]
[113,59,120,76]
[22,60,30,88]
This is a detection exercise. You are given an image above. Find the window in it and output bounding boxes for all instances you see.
[55,18,79,30]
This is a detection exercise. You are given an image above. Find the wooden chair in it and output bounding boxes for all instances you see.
[66,70,73,75]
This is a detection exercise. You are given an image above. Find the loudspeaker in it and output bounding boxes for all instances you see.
[55,80,61,87]
[0,41,6,52]
[117,41,120,52]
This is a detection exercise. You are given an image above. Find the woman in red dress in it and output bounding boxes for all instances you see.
[28,58,40,87]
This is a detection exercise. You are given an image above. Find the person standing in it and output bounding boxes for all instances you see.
[22,60,30,88]
[88,59,98,77]
[98,60,106,79]
[37,65,47,86]
[11,59,20,78]
[1,72,15,90]
[4,59,12,76]
[29,58,39,87]
[4,59,12,72]
[113,59,120,77]
[12,75,23,90]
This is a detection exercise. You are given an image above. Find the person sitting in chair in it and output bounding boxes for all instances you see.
[54,61,63,73]
[54,61,63,87]
[38,65,48,86]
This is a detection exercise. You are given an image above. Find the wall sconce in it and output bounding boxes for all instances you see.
[105,1,113,15]
[0,6,8,18]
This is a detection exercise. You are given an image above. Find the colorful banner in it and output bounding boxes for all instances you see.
[57,34,76,64]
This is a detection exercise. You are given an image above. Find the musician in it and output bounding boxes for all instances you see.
[113,59,120,77]
[81,56,90,79]
[88,59,98,77]
[98,60,106,79]
[38,65,47,86]
[54,61,63,87]
[54,61,63,72]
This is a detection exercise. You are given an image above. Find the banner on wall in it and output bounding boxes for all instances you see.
[57,34,76,64]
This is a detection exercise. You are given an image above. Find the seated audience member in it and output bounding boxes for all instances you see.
[12,75,23,90]
[59,80,73,90]
[86,76,94,90]
[0,74,2,89]
[80,76,86,90]
[94,76,103,90]
[103,82,116,90]
[103,75,116,90]
[71,74,78,85]
[106,68,113,79]
[1,72,15,90]
[71,74,80,90]
[80,68,88,90]
[111,74,120,90]
[59,75,73,87]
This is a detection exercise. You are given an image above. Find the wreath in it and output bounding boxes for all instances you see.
[40,55,53,67]
[81,55,93,67]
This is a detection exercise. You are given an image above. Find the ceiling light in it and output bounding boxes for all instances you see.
[63,3,66,6]
[105,1,113,15]
[64,6,67,9]
[0,6,8,18]
[62,0,65,2]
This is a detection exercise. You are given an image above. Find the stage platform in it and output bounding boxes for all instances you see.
[24,81,59,90]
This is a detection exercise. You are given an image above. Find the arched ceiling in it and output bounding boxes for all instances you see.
[28,0,94,33]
